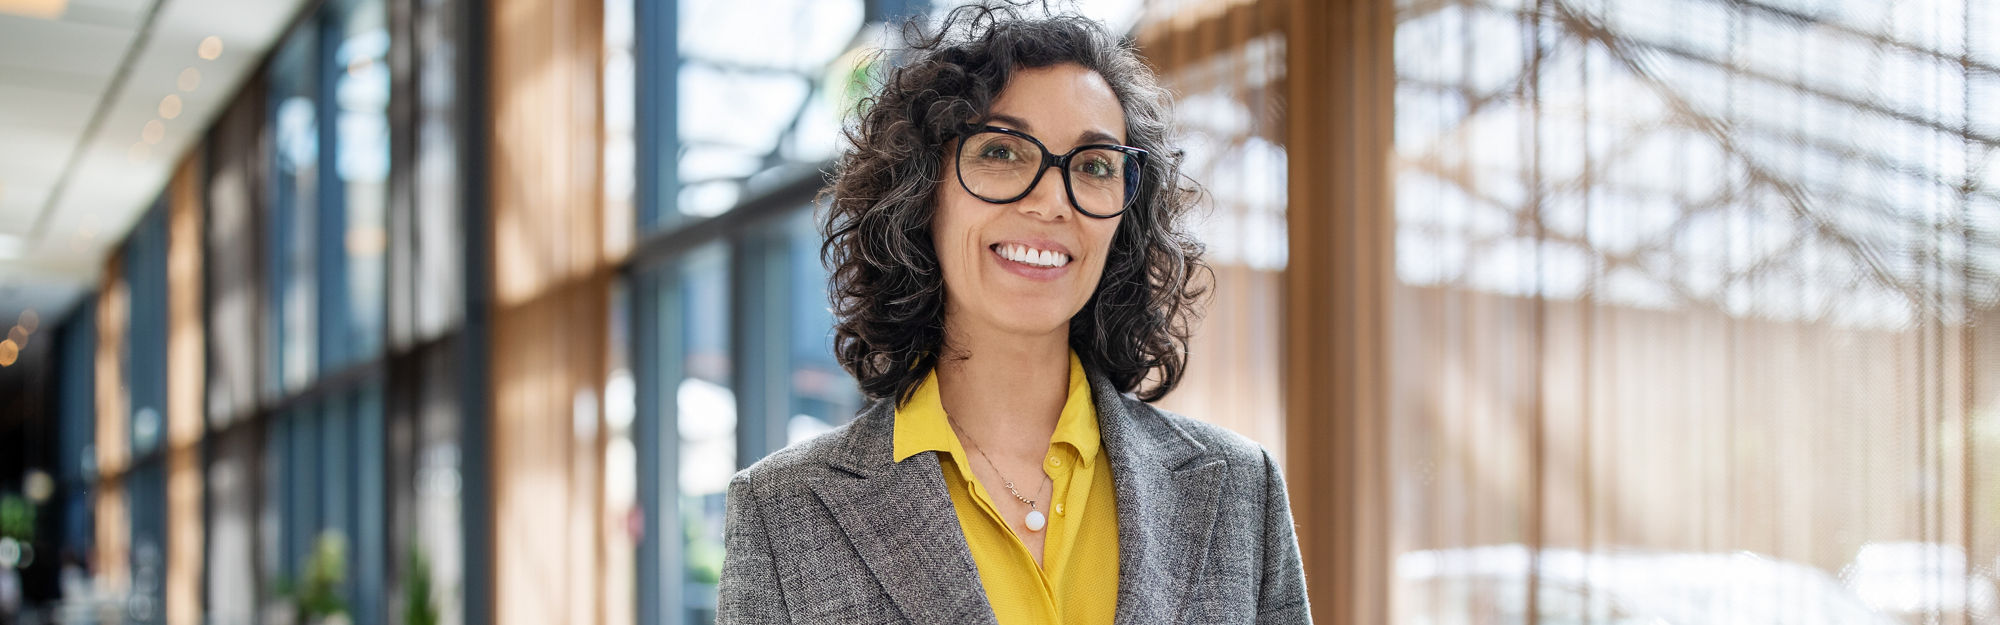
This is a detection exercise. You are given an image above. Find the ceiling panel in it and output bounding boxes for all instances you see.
[0,0,309,323]
[0,13,134,78]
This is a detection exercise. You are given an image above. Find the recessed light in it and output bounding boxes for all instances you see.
[178,67,201,92]
[160,94,183,119]
[198,36,224,60]
[0,0,69,20]
[142,119,165,144]
[128,142,150,163]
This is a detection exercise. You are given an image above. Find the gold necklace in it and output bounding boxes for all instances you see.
[947,418,1050,533]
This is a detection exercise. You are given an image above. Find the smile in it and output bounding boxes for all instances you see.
[991,242,1071,268]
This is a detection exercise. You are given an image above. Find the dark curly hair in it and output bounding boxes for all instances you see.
[820,1,1207,404]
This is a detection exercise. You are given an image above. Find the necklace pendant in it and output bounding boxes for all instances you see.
[1024,509,1046,532]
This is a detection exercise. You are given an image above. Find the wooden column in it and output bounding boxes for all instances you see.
[93,249,130,588]
[1282,0,1395,623]
[485,0,612,624]
[165,157,206,625]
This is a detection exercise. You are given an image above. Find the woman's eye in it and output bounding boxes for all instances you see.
[980,146,1014,161]
[1080,158,1115,178]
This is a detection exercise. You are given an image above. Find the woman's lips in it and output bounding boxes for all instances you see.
[989,243,1070,281]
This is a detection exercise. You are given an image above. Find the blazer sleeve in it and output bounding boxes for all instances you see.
[1257,447,1313,624]
[718,472,792,624]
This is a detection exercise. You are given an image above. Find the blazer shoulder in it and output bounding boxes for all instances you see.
[729,416,859,498]
[1122,396,1274,468]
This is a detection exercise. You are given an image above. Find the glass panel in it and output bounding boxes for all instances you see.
[672,244,732,623]
[410,0,466,341]
[780,210,858,446]
[124,204,169,459]
[269,27,321,395]
[334,0,391,364]
[414,348,466,625]
[352,383,388,624]
[206,431,258,624]
[605,280,638,625]
[125,460,167,623]
[283,406,321,584]
[1388,1,2000,623]
[206,88,265,428]
[603,0,636,255]
[647,0,867,228]
[260,414,287,614]
[54,305,96,556]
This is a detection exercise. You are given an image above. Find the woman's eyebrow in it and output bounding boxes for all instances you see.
[1077,129,1124,145]
[985,113,1125,146]
[984,113,1035,131]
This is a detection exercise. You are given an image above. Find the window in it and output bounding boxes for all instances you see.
[1388,0,2000,622]
[268,26,321,396]
[331,0,391,364]
[640,0,868,230]
[623,3,889,622]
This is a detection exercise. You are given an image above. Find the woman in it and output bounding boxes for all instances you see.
[718,5,1309,624]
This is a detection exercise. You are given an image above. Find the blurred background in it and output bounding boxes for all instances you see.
[0,0,1993,623]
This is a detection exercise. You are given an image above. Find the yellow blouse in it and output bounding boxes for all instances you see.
[891,351,1120,624]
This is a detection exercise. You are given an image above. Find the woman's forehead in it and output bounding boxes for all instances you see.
[986,64,1127,146]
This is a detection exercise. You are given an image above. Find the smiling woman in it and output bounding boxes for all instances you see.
[715,3,1310,624]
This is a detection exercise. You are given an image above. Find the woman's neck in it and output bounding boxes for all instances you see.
[934,322,1072,458]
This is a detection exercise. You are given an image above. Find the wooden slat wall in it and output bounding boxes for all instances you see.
[1137,0,1398,621]
[93,248,130,588]
[1141,0,1290,463]
[165,156,206,625]
[1282,1,1396,624]
[485,0,612,623]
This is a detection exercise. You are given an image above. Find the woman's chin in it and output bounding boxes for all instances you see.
[971,307,1076,341]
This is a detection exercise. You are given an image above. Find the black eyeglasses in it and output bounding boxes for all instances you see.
[954,125,1148,219]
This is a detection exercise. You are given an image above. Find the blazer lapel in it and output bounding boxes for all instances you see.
[811,400,998,625]
[1093,371,1227,625]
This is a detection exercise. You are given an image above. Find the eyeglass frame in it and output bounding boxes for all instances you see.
[952,124,1150,219]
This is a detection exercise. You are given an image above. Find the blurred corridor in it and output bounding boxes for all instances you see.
[0,0,1994,623]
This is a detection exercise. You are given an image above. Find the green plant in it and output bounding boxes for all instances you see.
[0,495,33,542]
[683,506,724,586]
[402,547,438,625]
[294,531,349,621]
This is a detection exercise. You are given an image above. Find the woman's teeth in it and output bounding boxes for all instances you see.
[996,243,1070,268]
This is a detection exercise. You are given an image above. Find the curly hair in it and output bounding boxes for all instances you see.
[820,1,1207,404]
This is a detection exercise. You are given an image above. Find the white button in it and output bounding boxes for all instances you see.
[1055,503,1065,516]
[1048,456,1062,467]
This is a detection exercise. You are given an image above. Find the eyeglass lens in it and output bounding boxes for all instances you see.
[959,131,1135,216]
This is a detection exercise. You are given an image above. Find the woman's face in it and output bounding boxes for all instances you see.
[933,63,1128,342]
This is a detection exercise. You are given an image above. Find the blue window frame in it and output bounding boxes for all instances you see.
[622,2,913,623]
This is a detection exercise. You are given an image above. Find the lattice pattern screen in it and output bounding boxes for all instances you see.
[1389,0,1999,622]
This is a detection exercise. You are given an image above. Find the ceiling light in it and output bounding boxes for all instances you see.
[0,340,15,366]
[16,309,36,333]
[128,142,150,163]
[0,0,69,20]
[177,67,201,92]
[198,36,224,60]
[142,119,165,144]
[159,94,182,119]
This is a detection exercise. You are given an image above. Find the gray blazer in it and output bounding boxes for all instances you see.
[717,367,1312,624]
